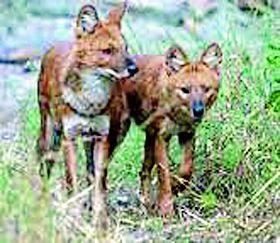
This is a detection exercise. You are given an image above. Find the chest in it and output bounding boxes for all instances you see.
[62,69,113,116]
[152,106,195,137]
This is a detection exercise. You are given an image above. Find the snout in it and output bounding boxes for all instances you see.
[125,58,138,77]
[192,100,204,121]
[105,57,138,79]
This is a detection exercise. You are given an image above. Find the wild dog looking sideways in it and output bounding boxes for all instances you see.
[107,43,222,221]
[37,3,137,229]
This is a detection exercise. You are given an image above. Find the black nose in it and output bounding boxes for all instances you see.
[192,101,204,119]
[126,58,138,77]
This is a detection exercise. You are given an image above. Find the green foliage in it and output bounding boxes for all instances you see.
[201,190,217,215]
[109,123,145,188]
[22,103,40,138]
[221,138,243,171]
[264,14,280,114]
[0,145,56,242]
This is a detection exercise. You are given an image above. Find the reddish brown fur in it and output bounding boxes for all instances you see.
[37,3,136,230]
[107,43,222,220]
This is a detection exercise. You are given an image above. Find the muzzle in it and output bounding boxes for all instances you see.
[192,100,204,121]
[125,58,138,77]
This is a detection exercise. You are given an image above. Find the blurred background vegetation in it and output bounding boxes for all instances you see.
[0,0,279,242]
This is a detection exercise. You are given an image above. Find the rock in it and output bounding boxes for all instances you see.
[0,47,41,65]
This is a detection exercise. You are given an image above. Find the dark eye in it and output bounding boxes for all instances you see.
[102,48,113,55]
[181,87,190,94]
[201,85,210,92]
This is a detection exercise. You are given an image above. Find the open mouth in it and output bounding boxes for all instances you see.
[96,65,138,80]
[95,68,125,80]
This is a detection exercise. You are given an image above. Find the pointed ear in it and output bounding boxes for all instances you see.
[166,45,188,72]
[201,43,222,73]
[108,1,127,25]
[76,5,99,37]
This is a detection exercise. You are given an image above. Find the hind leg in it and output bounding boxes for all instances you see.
[38,111,57,178]
[140,131,156,211]
[108,111,131,157]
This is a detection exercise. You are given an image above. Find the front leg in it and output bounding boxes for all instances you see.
[93,136,109,230]
[172,131,195,194]
[63,136,78,194]
[82,138,95,211]
[140,131,156,211]
[155,135,174,221]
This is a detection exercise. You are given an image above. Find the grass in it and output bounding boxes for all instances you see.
[0,0,279,241]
